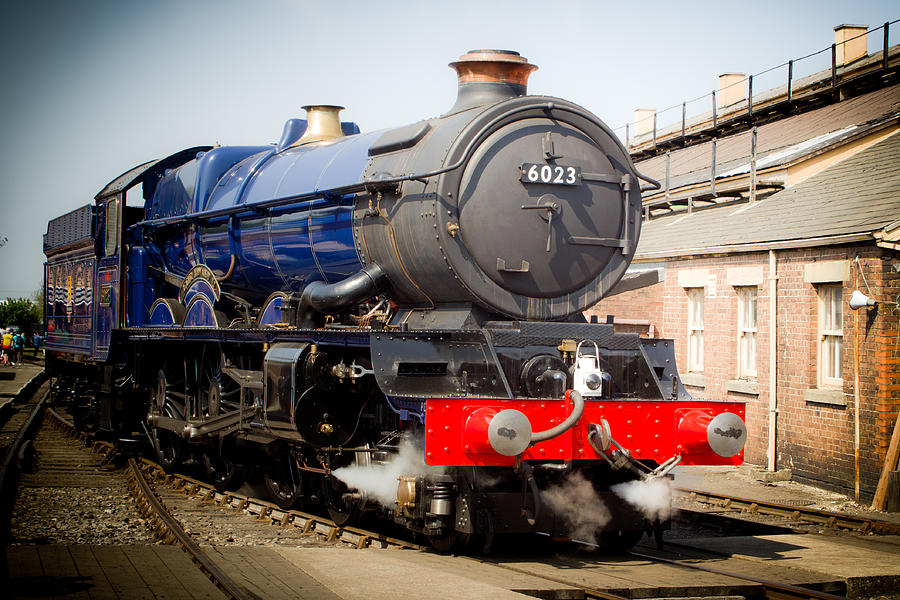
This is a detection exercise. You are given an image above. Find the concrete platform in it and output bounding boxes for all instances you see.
[271,547,581,600]
[10,538,894,600]
[207,546,344,600]
[267,544,847,600]
[7,544,226,599]
[687,533,900,599]
[0,361,44,401]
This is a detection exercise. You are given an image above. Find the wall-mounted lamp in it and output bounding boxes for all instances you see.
[849,290,877,310]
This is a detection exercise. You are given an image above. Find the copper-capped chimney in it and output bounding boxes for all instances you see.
[295,105,345,145]
[447,49,538,114]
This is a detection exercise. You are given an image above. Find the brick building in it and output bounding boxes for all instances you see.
[588,25,900,501]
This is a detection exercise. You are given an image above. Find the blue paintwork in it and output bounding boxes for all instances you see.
[183,296,219,327]
[258,294,285,326]
[133,117,384,321]
[277,119,308,151]
[183,279,217,307]
[127,246,155,327]
[193,129,381,301]
[219,131,378,293]
[146,147,270,219]
[204,149,274,213]
[93,261,118,360]
[194,146,271,212]
[146,163,196,219]
[307,196,359,282]
[149,300,179,326]
[160,227,197,278]
[240,131,377,205]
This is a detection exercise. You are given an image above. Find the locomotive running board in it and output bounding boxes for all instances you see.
[148,407,256,440]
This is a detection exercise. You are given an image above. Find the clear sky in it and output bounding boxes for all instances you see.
[0,0,897,300]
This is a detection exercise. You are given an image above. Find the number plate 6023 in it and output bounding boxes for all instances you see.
[520,163,582,186]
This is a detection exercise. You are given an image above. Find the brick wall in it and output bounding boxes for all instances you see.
[868,253,900,495]
[589,244,900,500]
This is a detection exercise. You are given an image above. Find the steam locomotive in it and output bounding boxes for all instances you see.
[43,50,746,551]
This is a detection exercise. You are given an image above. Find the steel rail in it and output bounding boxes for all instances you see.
[43,406,425,551]
[127,458,260,600]
[676,487,900,535]
[46,406,74,428]
[0,388,50,538]
[140,460,426,550]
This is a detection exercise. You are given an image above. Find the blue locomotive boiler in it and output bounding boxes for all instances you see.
[134,49,644,330]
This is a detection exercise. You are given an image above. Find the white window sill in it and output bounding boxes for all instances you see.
[726,379,759,395]
[680,372,706,388]
[804,387,846,407]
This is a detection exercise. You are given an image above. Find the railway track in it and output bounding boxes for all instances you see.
[675,487,900,536]
[9,399,408,598]
[136,448,867,600]
[129,462,862,600]
[135,461,426,551]
[7,382,898,599]
[126,458,258,600]
[1,382,50,544]
[38,400,423,551]
[8,401,428,598]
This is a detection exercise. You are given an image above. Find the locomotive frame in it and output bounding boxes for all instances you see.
[44,50,746,551]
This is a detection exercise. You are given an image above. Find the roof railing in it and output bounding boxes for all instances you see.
[619,20,899,153]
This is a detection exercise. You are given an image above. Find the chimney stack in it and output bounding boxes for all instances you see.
[718,73,746,109]
[447,50,537,114]
[834,24,868,66]
[634,108,656,137]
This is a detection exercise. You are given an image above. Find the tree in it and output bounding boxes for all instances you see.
[0,298,41,336]
[30,283,44,323]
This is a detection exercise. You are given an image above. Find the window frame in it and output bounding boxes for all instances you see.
[818,284,843,388]
[686,287,704,373]
[736,286,758,378]
[104,197,120,258]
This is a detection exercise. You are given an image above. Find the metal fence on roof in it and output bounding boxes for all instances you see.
[615,20,899,150]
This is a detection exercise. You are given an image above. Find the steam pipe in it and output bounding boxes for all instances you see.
[296,264,389,325]
[216,255,236,283]
[531,390,585,444]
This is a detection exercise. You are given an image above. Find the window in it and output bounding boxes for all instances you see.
[736,287,758,378]
[104,197,119,258]
[687,288,704,372]
[819,284,843,387]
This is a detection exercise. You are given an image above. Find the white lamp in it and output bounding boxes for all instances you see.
[849,290,876,310]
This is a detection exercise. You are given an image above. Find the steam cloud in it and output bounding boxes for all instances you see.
[332,437,442,509]
[541,471,611,544]
[611,477,673,522]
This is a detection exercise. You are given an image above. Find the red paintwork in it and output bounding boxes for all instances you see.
[423,396,745,467]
